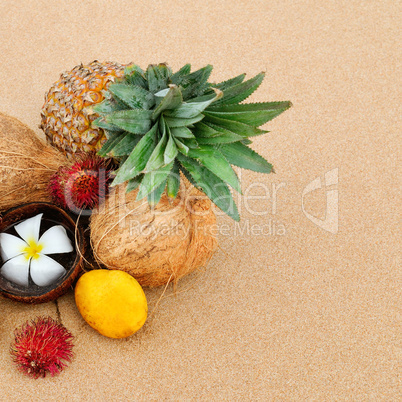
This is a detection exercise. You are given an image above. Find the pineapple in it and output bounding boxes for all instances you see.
[90,63,291,221]
[40,60,127,156]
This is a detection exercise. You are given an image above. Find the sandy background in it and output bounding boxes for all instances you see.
[0,0,400,400]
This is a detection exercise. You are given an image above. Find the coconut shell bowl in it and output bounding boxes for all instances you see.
[0,202,84,304]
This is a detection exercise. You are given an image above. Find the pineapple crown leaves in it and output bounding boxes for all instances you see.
[89,63,292,221]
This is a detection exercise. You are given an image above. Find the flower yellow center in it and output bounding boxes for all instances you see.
[23,240,43,260]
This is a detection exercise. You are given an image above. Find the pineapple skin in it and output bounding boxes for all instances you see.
[40,61,126,158]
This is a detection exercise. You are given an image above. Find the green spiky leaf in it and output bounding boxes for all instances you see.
[124,67,147,89]
[98,132,124,157]
[213,72,265,106]
[91,99,123,115]
[110,134,141,157]
[203,113,267,137]
[197,132,244,144]
[164,113,204,127]
[137,161,174,201]
[146,64,172,92]
[164,126,178,164]
[145,119,167,171]
[187,146,242,193]
[93,117,121,132]
[164,88,222,119]
[219,142,273,174]
[166,161,180,198]
[152,85,183,119]
[126,174,144,192]
[174,137,189,155]
[194,121,245,141]
[177,154,240,221]
[112,124,158,185]
[170,126,195,139]
[170,64,192,85]
[105,110,153,134]
[178,164,198,188]
[148,178,167,206]
[180,137,199,149]
[180,65,213,99]
[108,84,155,110]
[124,64,144,76]
[206,101,292,126]
[94,63,291,220]
[214,73,246,90]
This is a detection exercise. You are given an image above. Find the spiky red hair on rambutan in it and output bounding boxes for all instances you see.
[49,153,114,212]
[10,316,74,379]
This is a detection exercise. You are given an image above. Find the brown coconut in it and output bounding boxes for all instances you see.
[0,112,68,212]
[90,181,218,287]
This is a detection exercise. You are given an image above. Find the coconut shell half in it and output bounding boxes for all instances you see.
[90,182,218,287]
[0,202,85,303]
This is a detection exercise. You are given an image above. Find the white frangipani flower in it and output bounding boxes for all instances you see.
[0,213,73,287]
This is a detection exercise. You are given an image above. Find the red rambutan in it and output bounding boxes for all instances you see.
[49,153,114,213]
[10,316,74,379]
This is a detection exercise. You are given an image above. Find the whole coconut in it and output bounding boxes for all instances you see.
[0,113,67,212]
[90,181,218,287]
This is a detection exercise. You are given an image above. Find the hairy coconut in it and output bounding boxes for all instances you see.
[0,112,67,212]
[90,181,218,287]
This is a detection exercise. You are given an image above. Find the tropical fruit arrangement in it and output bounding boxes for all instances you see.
[0,61,291,378]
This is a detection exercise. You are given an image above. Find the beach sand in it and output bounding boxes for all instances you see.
[0,1,400,399]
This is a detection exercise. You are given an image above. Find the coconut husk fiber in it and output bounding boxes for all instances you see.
[0,112,68,212]
[90,180,218,287]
